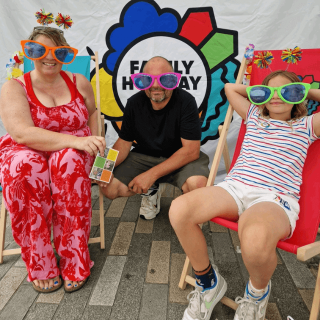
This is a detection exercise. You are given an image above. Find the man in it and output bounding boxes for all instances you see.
[101,56,209,219]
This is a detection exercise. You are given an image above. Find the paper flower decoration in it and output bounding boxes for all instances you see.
[281,46,302,64]
[254,51,274,69]
[55,13,73,29]
[12,51,24,65]
[35,9,54,25]
[244,44,255,61]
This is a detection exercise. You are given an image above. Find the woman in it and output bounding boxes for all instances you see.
[169,70,320,320]
[0,27,106,293]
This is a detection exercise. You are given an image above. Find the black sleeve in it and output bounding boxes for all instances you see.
[118,99,135,142]
[180,96,201,141]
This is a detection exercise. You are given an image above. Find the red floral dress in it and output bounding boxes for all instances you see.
[0,71,94,282]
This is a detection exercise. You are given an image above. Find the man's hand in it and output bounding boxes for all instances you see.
[128,171,156,194]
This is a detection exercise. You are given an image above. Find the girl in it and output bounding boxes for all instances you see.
[169,70,320,320]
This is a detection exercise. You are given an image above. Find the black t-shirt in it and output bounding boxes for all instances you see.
[119,88,201,158]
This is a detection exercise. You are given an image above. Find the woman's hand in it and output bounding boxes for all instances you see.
[74,136,106,156]
[91,179,109,188]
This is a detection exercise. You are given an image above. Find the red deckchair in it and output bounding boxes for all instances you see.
[179,49,320,320]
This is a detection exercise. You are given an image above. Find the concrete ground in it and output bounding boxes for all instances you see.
[0,185,318,320]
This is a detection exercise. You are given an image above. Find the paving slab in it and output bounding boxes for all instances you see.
[146,241,170,284]
[106,197,128,217]
[299,289,314,312]
[120,199,140,222]
[271,263,310,320]
[152,197,172,241]
[0,283,37,320]
[135,218,154,234]
[14,256,26,268]
[127,194,142,202]
[162,184,174,197]
[170,230,185,254]
[24,303,58,320]
[109,222,135,255]
[138,283,168,320]
[109,233,152,320]
[169,253,193,304]
[52,285,91,320]
[92,196,112,210]
[0,266,28,310]
[36,286,64,304]
[217,262,245,301]
[265,302,282,320]
[210,221,228,233]
[81,305,112,320]
[91,209,101,226]
[167,303,186,320]
[89,255,126,306]
[278,249,316,288]
[0,244,21,280]
[211,232,237,264]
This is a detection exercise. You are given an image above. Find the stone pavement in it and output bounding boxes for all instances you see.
[0,185,318,320]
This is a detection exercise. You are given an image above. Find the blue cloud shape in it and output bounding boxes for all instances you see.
[106,1,179,73]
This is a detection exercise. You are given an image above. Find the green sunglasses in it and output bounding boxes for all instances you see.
[246,82,311,105]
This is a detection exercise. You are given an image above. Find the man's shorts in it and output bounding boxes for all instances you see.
[216,179,300,238]
[113,151,210,190]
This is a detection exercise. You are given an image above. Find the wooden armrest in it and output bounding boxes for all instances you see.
[297,241,320,261]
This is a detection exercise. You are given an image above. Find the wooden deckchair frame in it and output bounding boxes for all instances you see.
[0,52,106,264]
[178,55,320,320]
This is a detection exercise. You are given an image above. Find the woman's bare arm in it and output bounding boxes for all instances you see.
[0,79,105,156]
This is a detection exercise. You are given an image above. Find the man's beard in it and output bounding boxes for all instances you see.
[150,93,166,102]
[147,88,167,103]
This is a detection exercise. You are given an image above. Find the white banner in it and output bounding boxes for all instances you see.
[1,0,319,182]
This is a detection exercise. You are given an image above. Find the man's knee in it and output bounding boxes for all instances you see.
[181,175,207,193]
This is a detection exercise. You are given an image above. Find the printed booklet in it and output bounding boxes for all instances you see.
[89,148,119,183]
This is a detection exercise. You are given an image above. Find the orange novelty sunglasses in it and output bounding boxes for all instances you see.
[21,40,78,64]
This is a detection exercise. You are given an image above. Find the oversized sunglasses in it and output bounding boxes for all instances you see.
[21,40,78,64]
[246,82,310,105]
[130,72,181,90]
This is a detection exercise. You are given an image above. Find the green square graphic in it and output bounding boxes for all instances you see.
[94,156,106,169]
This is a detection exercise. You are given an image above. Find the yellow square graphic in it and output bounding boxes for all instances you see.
[107,149,119,162]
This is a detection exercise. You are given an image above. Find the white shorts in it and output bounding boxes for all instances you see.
[216,180,300,238]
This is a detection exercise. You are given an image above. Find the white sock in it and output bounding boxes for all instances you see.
[247,280,269,300]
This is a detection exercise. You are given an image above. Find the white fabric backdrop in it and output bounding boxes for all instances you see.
[0,0,319,182]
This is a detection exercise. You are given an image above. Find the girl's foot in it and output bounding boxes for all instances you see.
[64,277,89,293]
[32,276,62,293]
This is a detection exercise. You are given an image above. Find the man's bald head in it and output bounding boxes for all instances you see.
[143,56,173,73]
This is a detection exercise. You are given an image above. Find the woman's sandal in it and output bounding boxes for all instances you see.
[32,276,63,293]
[64,276,89,293]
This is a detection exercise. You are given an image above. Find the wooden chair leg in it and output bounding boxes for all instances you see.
[99,186,105,249]
[179,256,192,289]
[310,264,320,320]
[218,125,231,173]
[0,200,7,264]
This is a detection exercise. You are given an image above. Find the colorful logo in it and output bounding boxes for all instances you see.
[274,195,291,211]
[89,0,240,145]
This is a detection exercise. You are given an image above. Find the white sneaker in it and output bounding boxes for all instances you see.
[182,268,227,320]
[139,183,166,220]
[234,281,271,320]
